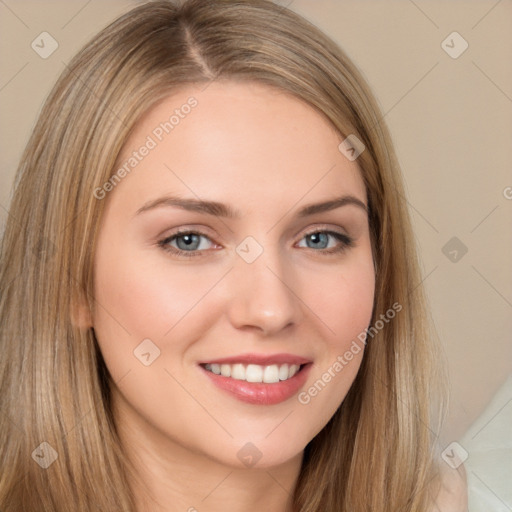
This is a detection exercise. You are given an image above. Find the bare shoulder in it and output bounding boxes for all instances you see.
[429,461,468,512]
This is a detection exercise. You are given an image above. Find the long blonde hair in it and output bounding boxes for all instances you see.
[0,1,446,510]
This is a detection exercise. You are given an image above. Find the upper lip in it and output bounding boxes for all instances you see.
[199,353,312,366]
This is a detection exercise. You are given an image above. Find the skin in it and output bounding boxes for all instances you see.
[432,463,468,511]
[83,81,376,511]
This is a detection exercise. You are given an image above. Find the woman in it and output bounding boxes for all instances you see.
[0,0,466,510]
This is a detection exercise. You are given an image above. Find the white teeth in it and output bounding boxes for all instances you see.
[288,364,300,378]
[231,363,245,380]
[220,364,231,377]
[246,364,263,382]
[263,364,280,383]
[278,363,289,380]
[204,362,303,383]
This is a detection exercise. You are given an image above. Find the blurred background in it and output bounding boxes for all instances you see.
[1,0,511,508]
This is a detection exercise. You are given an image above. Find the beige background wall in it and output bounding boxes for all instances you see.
[1,0,511,446]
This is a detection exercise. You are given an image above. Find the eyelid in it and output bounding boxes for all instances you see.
[299,224,350,239]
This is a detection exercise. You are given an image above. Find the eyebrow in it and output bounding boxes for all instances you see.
[135,194,368,218]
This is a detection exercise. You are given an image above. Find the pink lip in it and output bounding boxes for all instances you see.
[200,353,312,366]
[199,362,313,406]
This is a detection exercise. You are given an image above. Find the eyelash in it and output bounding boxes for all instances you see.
[158,227,354,258]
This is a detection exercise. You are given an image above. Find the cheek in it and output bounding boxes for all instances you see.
[91,243,223,377]
[333,268,375,346]
[307,254,375,350]
[295,252,375,425]
[95,261,202,336]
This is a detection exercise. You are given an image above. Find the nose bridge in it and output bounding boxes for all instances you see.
[226,237,301,334]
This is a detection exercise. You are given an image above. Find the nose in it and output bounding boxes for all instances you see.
[225,245,303,336]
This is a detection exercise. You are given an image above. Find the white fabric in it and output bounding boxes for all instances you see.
[459,373,512,512]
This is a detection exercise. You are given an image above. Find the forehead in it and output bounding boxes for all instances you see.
[111,80,367,212]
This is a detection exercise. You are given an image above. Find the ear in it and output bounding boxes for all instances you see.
[70,292,93,329]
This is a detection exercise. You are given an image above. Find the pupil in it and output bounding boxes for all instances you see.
[179,234,198,249]
[310,233,326,248]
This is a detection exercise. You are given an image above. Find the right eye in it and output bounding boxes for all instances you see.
[158,230,218,258]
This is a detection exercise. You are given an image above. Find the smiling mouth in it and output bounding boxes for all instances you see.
[201,362,306,383]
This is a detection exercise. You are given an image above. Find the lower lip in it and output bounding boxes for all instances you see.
[200,364,312,405]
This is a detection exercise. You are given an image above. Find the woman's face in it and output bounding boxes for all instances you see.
[90,81,375,469]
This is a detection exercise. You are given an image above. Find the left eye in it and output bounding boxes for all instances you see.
[297,231,351,251]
